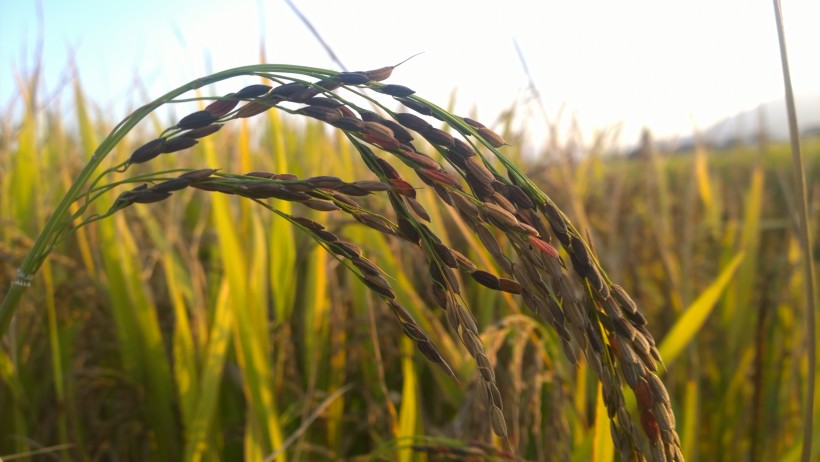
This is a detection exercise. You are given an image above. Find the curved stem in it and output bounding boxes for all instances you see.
[0,63,339,340]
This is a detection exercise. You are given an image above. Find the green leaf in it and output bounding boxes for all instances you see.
[592,384,615,462]
[659,252,745,366]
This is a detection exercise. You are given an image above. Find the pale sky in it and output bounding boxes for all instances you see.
[2,0,819,149]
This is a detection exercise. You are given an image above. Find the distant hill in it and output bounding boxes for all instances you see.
[633,93,820,155]
[668,93,820,151]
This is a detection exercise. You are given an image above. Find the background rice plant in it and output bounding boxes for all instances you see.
[0,58,818,462]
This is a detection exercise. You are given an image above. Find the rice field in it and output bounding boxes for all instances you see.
[0,61,818,462]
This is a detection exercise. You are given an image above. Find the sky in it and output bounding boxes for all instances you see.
[1,0,819,150]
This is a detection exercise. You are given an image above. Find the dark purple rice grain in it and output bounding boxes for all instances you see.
[204,96,239,118]
[354,213,395,235]
[261,188,313,201]
[380,120,414,143]
[351,180,391,192]
[401,323,427,342]
[442,265,460,294]
[463,158,496,186]
[305,96,344,108]
[190,182,236,193]
[362,277,395,299]
[405,196,431,221]
[415,340,444,365]
[612,316,637,340]
[442,149,468,170]
[471,270,501,290]
[358,110,385,123]
[300,199,340,212]
[506,183,534,209]
[451,138,477,158]
[463,117,486,129]
[306,175,345,189]
[570,235,593,269]
[182,124,223,139]
[177,110,219,130]
[330,241,362,259]
[297,105,342,123]
[433,184,454,205]
[362,121,395,139]
[235,84,272,98]
[335,72,370,85]
[541,201,569,236]
[611,285,638,314]
[315,78,342,91]
[151,178,191,193]
[587,323,604,353]
[397,217,420,243]
[477,127,508,148]
[377,84,415,97]
[271,82,310,99]
[395,112,432,132]
[236,102,273,118]
[179,168,218,181]
[312,229,338,243]
[292,216,324,230]
[330,117,366,132]
[401,150,440,170]
[375,158,400,179]
[490,191,516,214]
[429,263,447,288]
[417,223,442,244]
[131,191,172,204]
[587,266,610,299]
[249,185,294,198]
[431,284,449,310]
[395,97,433,115]
[464,173,495,200]
[328,192,360,208]
[517,209,549,239]
[338,106,356,118]
[423,128,455,147]
[498,278,522,294]
[271,86,312,103]
[434,244,458,268]
[352,257,382,276]
[625,310,648,326]
[162,137,198,153]
[129,138,166,164]
[334,183,370,197]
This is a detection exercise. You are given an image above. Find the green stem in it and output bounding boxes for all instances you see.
[0,63,339,340]
[772,2,817,462]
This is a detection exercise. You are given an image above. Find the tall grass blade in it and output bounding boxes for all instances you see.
[42,260,69,461]
[592,384,615,462]
[97,213,180,458]
[722,165,763,326]
[398,337,420,462]
[693,144,721,236]
[659,252,745,366]
[185,279,235,461]
[681,379,698,459]
[771,3,817,461]
[202,135,285,459]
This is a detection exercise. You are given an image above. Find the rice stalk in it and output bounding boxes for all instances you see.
[0,63,686,460]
